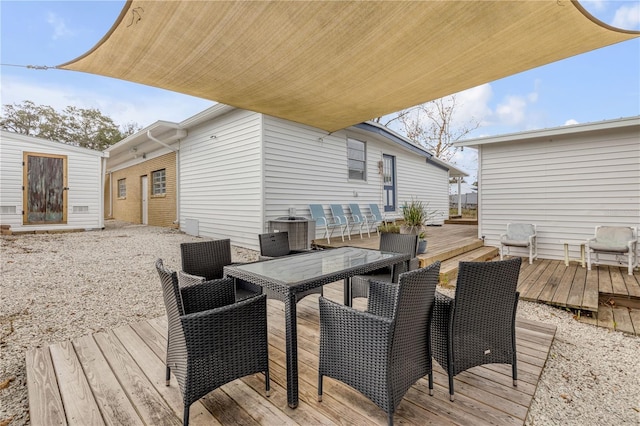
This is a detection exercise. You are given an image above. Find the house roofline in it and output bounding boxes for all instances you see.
[1,130,108,157]
[456,115,640,147]
[354,121,468,177]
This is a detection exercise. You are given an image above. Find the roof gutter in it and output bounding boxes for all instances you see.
[147,129,186,225]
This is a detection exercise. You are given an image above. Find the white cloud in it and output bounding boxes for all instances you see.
[495,95,528,126]
[580,0,608,12]
[1,75,213,128]
[47,12,74,40]
[564,119,579,126]
[612,4,640,30]
[452,84,493,128]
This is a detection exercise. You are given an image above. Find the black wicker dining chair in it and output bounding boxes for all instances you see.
[156,259,270,426]
[258,232,322,302]
[349,233,420,304]
[431,257,522,402]
[179,239,261,301]
[318,262,440,426]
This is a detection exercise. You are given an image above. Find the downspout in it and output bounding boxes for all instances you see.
[147,130,185,225]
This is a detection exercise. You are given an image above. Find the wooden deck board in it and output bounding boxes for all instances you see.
[28,279,556,426]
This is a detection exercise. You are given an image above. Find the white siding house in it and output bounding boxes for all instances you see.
[105,104,465,250]
[0,130,107,233]
[457,116,640,262]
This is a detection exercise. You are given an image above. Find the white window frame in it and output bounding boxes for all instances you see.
[152,169,166,195]
[347,138,366,181]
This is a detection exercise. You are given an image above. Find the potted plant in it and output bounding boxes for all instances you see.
[417,231,427,254]
[400,198,427,235]
[378,223,400,234]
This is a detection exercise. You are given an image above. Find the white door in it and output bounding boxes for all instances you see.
[141,175,148,225]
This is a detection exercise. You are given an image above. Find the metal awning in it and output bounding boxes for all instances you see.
[59,1,638,133]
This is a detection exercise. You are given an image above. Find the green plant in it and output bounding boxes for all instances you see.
[402,198,426,227]
[418,232,426,240]
[378,223,400,233]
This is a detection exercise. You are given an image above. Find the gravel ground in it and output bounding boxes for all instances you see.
[1,220,639,425]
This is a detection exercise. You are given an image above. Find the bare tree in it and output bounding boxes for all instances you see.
[379,95,479,163]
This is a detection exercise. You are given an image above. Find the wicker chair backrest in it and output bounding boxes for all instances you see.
[452,258,521,352]
[391,263,439,352]
[380,233,418,257]
[180,239,232,280]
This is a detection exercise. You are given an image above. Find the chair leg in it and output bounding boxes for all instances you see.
[265,370,271,397]
[448,373,455,402]
[166,366,171,386]
[183,404,190,426]
[318,374,323,402]
[428,372,434,396]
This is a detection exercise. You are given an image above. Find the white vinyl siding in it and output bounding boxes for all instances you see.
[477,126,640,261]
[262,117,449,240]
[179,109,263,249]
[0,130,105,231]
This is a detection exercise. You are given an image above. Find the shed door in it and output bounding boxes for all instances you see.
[23,152,67,224]
[382,154,396,212]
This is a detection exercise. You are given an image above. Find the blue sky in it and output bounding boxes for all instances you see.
[1,1,639,186]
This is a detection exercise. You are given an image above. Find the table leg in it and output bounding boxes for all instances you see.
[564,243,569,267]
[343,278,352,307]
[284,293,299,408]
[580,244,585,268]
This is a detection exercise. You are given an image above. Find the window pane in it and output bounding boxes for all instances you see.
[118,179,126,197]
[152,169,166,195]
[347,138,366,181]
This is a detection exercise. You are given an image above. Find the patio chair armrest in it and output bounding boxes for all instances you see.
[177,270,206,287]
[430,291,454,364]
[367,279,398,318]
[181,293,268,359]
[180,277,236,314]
[409,257,420,270]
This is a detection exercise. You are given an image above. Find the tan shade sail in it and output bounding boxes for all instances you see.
[59,0,638,133]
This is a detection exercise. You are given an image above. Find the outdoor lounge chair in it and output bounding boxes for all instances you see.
[310,204,347,243]
[348,203,371,238]
[431,257,521,402]
[586,226,638,275]
[500,223,538,264]
[368,203,386,234]
[258,232,322,301]
[318,262,440,426]
[155,259,270,426]
[179,239,261,301]
[329,204,354,240]
[349,233,419,305]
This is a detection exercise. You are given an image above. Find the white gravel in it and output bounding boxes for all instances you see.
[1,220,638,425]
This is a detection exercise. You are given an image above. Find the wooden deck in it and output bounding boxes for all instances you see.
[316,225,640,336]
[27,281,556,426]
[515,259,640,335]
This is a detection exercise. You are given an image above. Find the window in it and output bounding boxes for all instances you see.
[152,169,166,195]
[117,178,126,198]
[347,138,366,181]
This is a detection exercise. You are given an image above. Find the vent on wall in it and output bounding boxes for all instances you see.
[0,206,17,214]
[73,206,89,213]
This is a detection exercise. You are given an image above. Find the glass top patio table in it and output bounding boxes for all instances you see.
[223,246,410,408]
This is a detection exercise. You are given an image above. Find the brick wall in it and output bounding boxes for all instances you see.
[104,152,177,228]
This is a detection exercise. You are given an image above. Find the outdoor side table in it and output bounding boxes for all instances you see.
[564,242,586,267]
[223,246,410,409]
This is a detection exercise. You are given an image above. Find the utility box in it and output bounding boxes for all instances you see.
[268,217,315,251]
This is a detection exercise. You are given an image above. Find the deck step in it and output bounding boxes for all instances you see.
[437,246,500,285]
[418,237,484,267]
